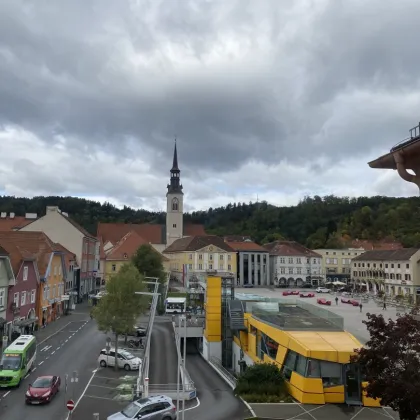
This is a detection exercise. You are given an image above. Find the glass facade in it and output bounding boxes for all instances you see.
[221,276,234,369]
[281,350,343,387]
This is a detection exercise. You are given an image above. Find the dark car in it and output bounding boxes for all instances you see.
[25,375,61,404]
[127,326,147,337]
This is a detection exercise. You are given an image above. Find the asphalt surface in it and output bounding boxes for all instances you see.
[0,317,101,420]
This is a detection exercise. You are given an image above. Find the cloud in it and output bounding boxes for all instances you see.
[0,0,419,212]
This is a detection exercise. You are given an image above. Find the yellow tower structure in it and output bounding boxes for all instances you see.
[203,276,222,359]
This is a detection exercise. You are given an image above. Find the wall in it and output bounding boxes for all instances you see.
[105,260,125,281]
[21,210,84,265]
[271,255,323,285]
[0,258,10,321]
[166,193,184,246]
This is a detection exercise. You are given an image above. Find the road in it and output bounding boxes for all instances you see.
[0,318,106,420]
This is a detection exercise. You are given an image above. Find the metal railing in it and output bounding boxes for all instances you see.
[209,356,237,387]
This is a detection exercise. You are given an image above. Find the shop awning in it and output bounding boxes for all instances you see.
[15,318,38,327]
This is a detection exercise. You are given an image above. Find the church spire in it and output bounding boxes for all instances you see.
[172,139,179,171]
[167,139,183,195]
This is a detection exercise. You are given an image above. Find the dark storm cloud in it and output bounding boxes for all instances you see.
[1,0,420,176]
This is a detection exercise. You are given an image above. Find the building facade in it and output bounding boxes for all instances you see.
[163,235,237,285]
[20,206,99,300]
[351,248,420,297]
[314,248,366,284]
[226,240,270,286]
[263,241,323,287]
[0,247,14,340]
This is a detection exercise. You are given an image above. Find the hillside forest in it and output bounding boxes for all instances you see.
[0,195,420,248]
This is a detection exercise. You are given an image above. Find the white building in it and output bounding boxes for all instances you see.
[351,248,420,297]
[263,241,323,287]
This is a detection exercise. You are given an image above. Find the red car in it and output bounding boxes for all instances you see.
[317,298,331,305]
[282,290,299,296]
[341,298,360,306]
[300,292,315,298]
[25,375,61,404]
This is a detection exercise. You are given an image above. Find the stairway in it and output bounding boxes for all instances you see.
[228,300,247,331]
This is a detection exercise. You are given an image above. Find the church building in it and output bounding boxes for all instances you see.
[97,142,206,256]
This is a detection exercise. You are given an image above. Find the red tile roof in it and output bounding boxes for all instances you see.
[349,239,403,251]
[0,231,58,276]
[98,223,164,245]
[106,231,149,261]
[0,216,32,231]
[226,241,267,252]
[184,224,206,236]
[263,240,322,258]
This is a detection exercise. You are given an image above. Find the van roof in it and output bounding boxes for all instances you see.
[6,335,36,352]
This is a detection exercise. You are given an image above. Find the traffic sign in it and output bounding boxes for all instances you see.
[66,399,75,410]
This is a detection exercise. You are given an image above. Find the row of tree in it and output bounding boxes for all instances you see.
[1,194,420,246]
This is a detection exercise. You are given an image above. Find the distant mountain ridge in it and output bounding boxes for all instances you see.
[0,194,419,247]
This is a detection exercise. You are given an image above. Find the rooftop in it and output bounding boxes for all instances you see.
[164,235,234,253]
[352,248,419,261]
[226,240,267,252]
[263,240,322,258]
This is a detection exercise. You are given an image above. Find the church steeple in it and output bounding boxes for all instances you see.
[167,140,183,195]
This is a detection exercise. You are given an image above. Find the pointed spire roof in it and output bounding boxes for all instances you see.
[171,139,179,171]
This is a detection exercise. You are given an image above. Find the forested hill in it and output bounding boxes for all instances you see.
[1,195,420,247]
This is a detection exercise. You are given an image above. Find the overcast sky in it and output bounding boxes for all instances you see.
[1,0,419,213]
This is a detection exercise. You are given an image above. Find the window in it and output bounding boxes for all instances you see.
[188,264,193,270]
[307,359,321,378]
[209,254,213,261]
[23,266,28,281]
[219,264,224,270]
[31,289,36,303]
[320,361,342,386]
[219,254,223,260]
[198,263,203,270]
[296,257,301,264]
[282,351,297,381]
[172,198,179,211]
[297,268,301,274]
[188,254,193,260]
[173,224,176,228]
[279,257,285,264]
[288,257,293,264]
[209,264,213,270]
[21,291,26,306]
[14,292,19,307]
[228,264,231,270]
[199,254,203,260]
[295,354,307,376]
[0,289,4,307]
[228,255,231,261]
[112,264,116,272]
[288,267,293,274]
[43,286,47,300]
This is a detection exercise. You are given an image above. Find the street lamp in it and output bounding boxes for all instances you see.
[175,315,187,419]
[135,277,160,398]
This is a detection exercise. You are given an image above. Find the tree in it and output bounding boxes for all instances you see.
[132,244,167,313]
[93,263,147,370]
[351,312,420,420]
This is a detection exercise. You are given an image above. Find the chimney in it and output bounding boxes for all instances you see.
[25,213,37,219]
[46,206,59,213]
[0,212,6,218]
[9,212,15,218]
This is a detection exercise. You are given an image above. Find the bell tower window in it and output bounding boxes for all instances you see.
[172,198,179,211]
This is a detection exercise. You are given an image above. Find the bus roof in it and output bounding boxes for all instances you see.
[6,335,36,352]
[166,297,186,304]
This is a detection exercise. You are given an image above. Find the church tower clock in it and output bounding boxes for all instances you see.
[166,140,184,246]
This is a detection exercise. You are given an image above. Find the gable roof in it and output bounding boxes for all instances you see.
[0,216,33,231]
[0,231,59,276]
[263,240,322,258]
[98,222,164,245]
[106,231,149,261]
[164,235,234,253]
[352,248,420,262]
[184,224,206,236]
[227,241,267,252]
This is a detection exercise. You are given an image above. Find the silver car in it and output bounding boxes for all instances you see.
[107,395,176,420]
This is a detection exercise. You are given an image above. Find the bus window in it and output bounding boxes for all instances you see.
[0,354,22,371]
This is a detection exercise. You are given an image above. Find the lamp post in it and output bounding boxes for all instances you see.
[135,277,160,398]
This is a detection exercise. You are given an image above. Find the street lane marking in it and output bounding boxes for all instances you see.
[57,346,61,350]
[65,339,68,342]
[52,351,55,354]
[183,397,200,412]
[32,368,36,372]
[3,391,10,398]
[41,345,52,352]
[69,331,79,333]
[24,373,30,379]
[39,361,44,365]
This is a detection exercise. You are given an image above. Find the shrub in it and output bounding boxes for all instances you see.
[235,363,287,398]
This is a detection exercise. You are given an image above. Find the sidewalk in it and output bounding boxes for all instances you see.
[34,301,91,344]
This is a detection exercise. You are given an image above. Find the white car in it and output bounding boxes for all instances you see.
[316,287,330,293]
[98,348,142,371]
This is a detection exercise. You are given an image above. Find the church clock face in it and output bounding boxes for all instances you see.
[209,246,213,251]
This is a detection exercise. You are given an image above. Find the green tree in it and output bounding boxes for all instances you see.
[132,244,167,313]
[93,263,147,370]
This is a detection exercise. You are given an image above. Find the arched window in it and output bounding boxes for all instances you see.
[172,198,179,211]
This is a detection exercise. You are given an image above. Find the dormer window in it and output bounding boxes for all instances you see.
[172,198,179,211]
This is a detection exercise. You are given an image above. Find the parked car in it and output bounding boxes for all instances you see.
[98,348,142,371]
[282,290,299,296]
[243,284,254,288]
[300,292,315,298]
[25,375,61,404]
[302,283,312,288]
[341,298,360,306]
[127,326,147,337]
[317,298,331,306]
[316,287,330,293]
[107,395,177,419]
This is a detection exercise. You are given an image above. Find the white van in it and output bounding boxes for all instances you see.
[98,348,141,371]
